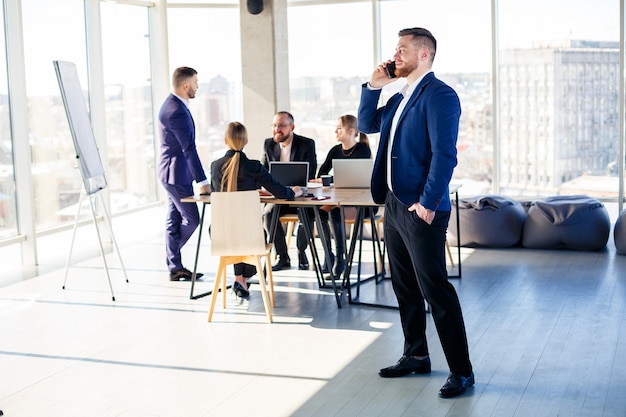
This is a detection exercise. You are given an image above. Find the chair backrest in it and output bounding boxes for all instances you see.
[210,190,267,256]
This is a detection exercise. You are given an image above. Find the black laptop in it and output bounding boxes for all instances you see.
[269,161,309,190]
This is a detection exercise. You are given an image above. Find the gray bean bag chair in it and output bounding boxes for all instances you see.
[522,195,610,250]
[614,209,626,255]
[448,195,526,247]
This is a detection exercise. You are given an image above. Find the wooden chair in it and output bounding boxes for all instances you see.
[276,213,300,259]
[446,240,455,267]
[207,191,275,323]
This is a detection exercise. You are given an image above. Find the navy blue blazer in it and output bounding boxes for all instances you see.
[261,133,317,181]
[157,94,207,185]
[357,72,459,211]
[211,150,296,200]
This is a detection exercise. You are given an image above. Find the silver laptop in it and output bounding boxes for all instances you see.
[332,159,374,188]
[269,161,309,191]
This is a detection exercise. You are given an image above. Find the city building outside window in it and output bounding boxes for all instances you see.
[498,0,619,199]
[166,6,243,170]
[101,2,158,213]
[22,0,88,230]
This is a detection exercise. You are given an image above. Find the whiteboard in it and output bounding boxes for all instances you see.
[53,60,107,195]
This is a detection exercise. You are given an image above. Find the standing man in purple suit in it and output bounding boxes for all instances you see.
[158,67,210,281]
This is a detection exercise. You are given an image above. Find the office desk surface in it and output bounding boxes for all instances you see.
[182,184,460,207]
[181,187,372,306]
[182,187,368,206]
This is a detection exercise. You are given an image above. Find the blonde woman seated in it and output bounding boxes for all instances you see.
[211,122,303,299]
[312,114,372,275]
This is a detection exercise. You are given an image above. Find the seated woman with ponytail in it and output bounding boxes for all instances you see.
[210,121,303,299]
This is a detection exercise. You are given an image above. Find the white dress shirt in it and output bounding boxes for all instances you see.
[386,71,431,191]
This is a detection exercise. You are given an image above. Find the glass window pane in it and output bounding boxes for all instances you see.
[287,2,374,164]
[498,0,619,198]
[380,0,492,195]
[0,5,17,239]
[167,0,237,4]
[166,8,243,167]
[101,2,157,212]
[22,0,87,230]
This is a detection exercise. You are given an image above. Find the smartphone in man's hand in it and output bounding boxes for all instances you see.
[385,61,397,78]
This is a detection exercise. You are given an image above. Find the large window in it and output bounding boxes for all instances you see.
[287,2,374,164]
[497,0,619,198]
[287,0,492,188]
[379,0,492,195]
[0,4,15,239]
[166,6,243,168]
[22,0,88,230]
[101,2,157,213]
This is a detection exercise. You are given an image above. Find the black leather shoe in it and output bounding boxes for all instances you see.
[438,372,475,398]
[333,257,345,276]
[272,256,291,271]
[321,253,335,274]
[379,356,431,378]
[298,251,309,270]
[233,282,250,299]
[170,268,203,281]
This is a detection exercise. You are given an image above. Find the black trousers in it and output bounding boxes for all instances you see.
[384,191,472,376]
[264,204,309,259]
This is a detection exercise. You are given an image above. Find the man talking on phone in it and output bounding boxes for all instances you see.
[358,27,474,398]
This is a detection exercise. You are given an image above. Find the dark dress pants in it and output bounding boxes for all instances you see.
[384,191,472,376]
[318,207,344,259]
[264,204,308,259]
[161,182,200,272]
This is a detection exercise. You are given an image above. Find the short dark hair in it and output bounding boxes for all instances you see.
[276,111,295,124]
[398,27,437,60]
[172,66,197,89]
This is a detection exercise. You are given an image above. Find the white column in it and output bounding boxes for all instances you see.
[239,0,291,159]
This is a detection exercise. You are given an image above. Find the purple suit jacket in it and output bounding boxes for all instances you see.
[157,94,207,185]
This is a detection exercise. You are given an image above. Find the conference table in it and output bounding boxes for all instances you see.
[181,183,462,309]
[182,186,368,307]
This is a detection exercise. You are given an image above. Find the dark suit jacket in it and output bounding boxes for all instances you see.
[261,133,317,180]
[157,94,207,185]
[358,72,459,211]
[211,150,295,199]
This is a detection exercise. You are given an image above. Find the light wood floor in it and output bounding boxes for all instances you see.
[1,207,626,417]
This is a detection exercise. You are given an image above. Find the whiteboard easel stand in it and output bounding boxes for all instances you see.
[53,60,128,301]
[62,188,128,301]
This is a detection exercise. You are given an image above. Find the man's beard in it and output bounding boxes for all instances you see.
[274,132,291,143]
[395,61,418,78]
